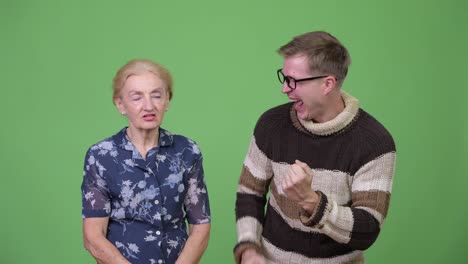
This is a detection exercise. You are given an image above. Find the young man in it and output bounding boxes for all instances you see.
[234,31,396,264]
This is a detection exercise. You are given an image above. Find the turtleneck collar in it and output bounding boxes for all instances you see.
[291,91,360,136]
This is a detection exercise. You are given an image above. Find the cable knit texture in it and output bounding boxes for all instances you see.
[235,92,396,264]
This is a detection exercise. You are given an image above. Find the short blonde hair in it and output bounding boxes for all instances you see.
[112,59,173,102]
[278,31,351,87]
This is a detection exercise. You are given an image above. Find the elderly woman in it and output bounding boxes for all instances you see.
[81,59,211,264]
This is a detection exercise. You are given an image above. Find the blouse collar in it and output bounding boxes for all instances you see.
[115,127,174,157]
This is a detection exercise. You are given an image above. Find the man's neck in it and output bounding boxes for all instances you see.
[312,92,345,123]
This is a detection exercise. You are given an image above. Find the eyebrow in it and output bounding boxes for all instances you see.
[128,87,164,95]
[151,88,164,93]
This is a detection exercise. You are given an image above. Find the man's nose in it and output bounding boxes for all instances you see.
[281,82,292,94]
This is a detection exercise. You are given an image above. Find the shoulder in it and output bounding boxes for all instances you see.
[161,128,203,158]
[356,110,395,148]
[85,129,124,157]
[349,109,396,165]
[254,102,293,136]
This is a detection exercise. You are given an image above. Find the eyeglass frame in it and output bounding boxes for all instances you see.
[277,69,335,90]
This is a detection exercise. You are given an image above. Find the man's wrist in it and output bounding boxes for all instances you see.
[298,191,319,212]
[298,191,323,227]
[234,241,262,264]
[243,248,259,258]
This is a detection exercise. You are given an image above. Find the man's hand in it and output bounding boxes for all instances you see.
[241,248,265,264]
[282,160,319,212]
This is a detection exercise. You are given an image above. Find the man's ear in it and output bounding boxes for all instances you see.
[322,76,337,95]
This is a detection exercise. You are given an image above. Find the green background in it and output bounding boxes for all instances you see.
[1,0,467,263]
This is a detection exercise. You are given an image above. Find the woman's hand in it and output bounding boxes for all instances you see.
[83,217,131,264]
[175,223,210,264]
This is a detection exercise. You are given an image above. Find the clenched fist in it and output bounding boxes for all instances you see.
[282,160,320,212]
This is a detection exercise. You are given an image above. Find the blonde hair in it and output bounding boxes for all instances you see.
[112,59,173,102]
[278,31,351,87]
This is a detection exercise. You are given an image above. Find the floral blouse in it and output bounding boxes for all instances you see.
[81,128,211,264]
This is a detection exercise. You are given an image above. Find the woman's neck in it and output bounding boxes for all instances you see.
[126,126,159,160]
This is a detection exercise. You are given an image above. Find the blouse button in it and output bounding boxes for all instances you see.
[154,200,159,205]
[156,231,161,235]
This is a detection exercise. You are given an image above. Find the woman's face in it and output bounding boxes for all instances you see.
[115,72,170,133]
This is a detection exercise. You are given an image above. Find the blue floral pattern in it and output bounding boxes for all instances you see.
[81,128,211,264]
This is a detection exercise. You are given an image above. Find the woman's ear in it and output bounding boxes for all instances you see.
[114,97,126,115]
[165,100,170,112]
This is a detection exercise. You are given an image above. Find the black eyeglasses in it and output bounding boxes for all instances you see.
[277,69,329,90]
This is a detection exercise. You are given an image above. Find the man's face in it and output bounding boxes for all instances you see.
[280,54,327,121]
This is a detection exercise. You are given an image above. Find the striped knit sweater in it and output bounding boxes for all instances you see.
[234,92,396,264]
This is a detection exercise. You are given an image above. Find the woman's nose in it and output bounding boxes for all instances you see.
[142,97,154,110]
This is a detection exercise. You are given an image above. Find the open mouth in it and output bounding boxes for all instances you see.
[292,100,304,112]
[290,98,303,109]
[295,100,304,107]
[143,114,156,121]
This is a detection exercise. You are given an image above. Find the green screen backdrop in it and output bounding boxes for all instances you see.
[1,0,467,263]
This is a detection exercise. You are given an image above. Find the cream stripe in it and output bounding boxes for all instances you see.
[262,237,364,264]
[298,91,360,136]
[244,136,273,181]
[237,216,263,244]
[320,200,353,244]
[271,161,353,205]
[312,169,352,204]
[239,166,270,195]
[269,193,322,233]
[237,185,264,196]
[262,153,391,245]
[270,162,289,195]
[270,185,353,244]
[352,152,396,193]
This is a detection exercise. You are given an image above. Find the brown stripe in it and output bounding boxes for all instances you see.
[270,181,301,220]
[236,193,267,221]
[352,191,390,217]
[239,165,270,194]
[254,103,396,175]
[263,203,355,258]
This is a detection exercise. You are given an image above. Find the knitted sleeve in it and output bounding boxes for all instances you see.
[233,136,273,263]
[233,106,284,263]
[300,143,396,250]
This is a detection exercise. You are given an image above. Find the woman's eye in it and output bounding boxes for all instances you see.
[131,96,142,101]
[152,94,161,99]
